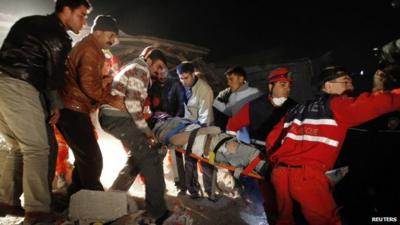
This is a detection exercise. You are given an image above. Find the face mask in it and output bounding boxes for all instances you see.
[272,97,287,106]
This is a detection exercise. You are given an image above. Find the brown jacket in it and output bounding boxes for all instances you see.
[60,34,118,114]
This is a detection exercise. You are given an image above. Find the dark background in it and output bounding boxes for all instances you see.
[1,1,399,223]
[1,0,399,59]
[0,0,399,89]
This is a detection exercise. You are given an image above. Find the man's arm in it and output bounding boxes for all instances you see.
[198,86,214,125]
[123,64,154,139]
[332,89,400,127]
[226,103,250,132]
[266,116,286,154]
[170,81,186,117]
[213,88,231,115]
[43,32,71,124]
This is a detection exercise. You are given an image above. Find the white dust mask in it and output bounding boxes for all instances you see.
[272,97,287,106]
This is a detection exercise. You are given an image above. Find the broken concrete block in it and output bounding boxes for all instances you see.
[126,195,139,214]
[68,190,129,225]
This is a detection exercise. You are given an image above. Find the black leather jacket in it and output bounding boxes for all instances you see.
[0,14,71,109]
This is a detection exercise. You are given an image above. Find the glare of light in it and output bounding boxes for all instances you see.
[360,70,364,76]
[96,133,182,198]
[66,115,182,198]
[0,12,19,46]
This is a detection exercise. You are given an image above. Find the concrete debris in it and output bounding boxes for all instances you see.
[68,190,130,225]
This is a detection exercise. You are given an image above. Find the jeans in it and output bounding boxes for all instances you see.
[99,109,167,219]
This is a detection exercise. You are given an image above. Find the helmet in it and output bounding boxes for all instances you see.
[268,67,292,83]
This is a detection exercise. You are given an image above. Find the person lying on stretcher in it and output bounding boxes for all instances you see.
[149,112,269,177]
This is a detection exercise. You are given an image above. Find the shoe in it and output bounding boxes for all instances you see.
[155,210,172,225]
[189,192,200,199]
[207,196,219,202]
[0,202,25,217]
[51,192,70,214]
[177,190,186,197]
[206,192,220,202]
[23,211,55,225]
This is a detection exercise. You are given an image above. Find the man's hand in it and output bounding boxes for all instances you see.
[217,88,232,103]
[147,136,158,148]
[373,69,385,92]
[48,108,60,125]
[144,129,158,148]
[102,73,114,90]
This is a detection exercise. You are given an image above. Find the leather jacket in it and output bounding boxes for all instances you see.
[0,14,71,109]
[60,34,118,114]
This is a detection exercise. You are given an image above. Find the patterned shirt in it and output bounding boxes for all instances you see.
[111,57,151,132]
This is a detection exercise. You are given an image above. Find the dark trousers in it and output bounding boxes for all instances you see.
[184,154,214,195]
[174,151,186,192]
[184,155,199,195]
[99,111,167,219]
[56,109,104,196]
[200,161,214,195]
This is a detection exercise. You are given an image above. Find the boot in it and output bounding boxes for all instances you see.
[23,211,55,225]
[0,202,25,217]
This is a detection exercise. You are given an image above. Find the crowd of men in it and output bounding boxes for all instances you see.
[0,0,399,225]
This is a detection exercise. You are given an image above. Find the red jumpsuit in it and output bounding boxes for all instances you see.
[227,95,297,225]
[266,90,400,225]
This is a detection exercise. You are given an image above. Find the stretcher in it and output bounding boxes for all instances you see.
[169,145,264,180]
[150,113,267,184]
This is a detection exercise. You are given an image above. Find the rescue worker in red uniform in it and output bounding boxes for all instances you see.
[226,67,297,224]
[266,66,400,225]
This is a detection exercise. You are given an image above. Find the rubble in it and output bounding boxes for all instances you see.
[68,190,133,225]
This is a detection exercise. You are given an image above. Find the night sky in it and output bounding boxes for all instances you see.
[92,1,399,62]
[0,0,399,66]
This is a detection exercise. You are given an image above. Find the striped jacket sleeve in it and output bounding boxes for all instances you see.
[112,61,152,134]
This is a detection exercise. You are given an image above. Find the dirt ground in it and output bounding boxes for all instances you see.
[0,187,268,225]
[0,119,269,225]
